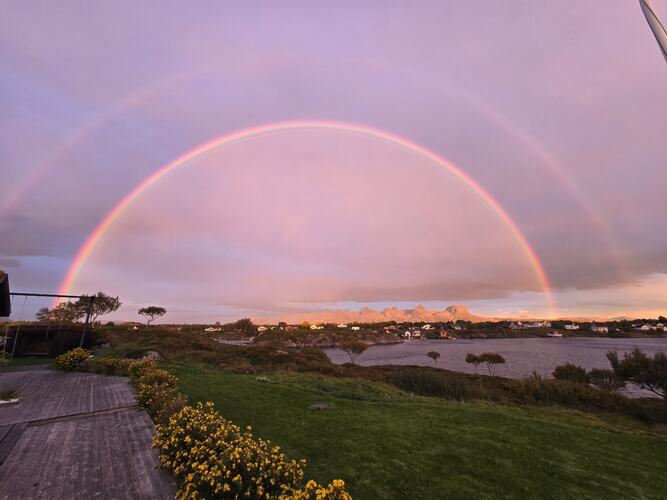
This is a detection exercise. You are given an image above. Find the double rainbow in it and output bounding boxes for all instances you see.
[58,120,555,311]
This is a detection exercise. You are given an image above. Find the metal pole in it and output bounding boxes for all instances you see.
[9,295,27,361]
[9,292,85,299]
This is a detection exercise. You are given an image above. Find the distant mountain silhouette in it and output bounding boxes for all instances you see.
[257,304,488,324]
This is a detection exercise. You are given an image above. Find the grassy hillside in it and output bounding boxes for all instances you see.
[170,363,667,500]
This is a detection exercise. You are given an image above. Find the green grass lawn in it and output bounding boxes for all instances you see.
[169,363,667,500]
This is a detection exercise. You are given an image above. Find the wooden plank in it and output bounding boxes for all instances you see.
[0,370,135,426]
[0,369,176,499]
[0,423,26,466]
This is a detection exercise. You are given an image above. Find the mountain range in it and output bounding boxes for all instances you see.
[257,304,488,324]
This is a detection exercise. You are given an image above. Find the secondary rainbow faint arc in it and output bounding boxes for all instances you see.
[58,120,556,311]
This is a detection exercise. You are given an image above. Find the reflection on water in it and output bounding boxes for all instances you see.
[326,337,667,395]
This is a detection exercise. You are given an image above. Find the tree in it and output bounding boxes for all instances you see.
[478,352,506,376]
[35,307,52,322]
[588,368,625,392]
[465,353,482,375]
[78,292,121,324]
[427,351,441,367]
[607,348,667,399]
[552,363,589,384]
[338,339,367,364]
[138,306,166,325]
[36,301,86,324]
[233,318,256,339]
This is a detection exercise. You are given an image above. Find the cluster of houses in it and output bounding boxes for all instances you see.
[635,322,665,331]
[509,321,552,329]
[203,318,665,337]
[401,324,459,340]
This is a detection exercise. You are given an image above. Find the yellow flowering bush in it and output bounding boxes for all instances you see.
[281,479,351,500]
[56,348,90,371]
[137,382,187,424]
[81,357,133,375]
[135,368,177,388]
[127,358,159,379]
[155,402,332,499]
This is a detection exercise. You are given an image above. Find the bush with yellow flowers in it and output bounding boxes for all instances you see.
[154,402,350,499]
[281,479,351,499]
[55,347,91,371]
[81,357,133,375]
[136,381,187,424]
[127,358,159,379]
[135,367,177,388]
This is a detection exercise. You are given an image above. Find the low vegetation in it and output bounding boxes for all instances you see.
[56,327,667,497]
[172,363,667,499]
[55,347,90,371]
[553,363,589,384]
[154,402,349,499]
[608,348,667,399]
[62,346,350,499]
[0,387,19,401]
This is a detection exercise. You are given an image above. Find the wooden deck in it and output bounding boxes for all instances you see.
[0,368,176,499]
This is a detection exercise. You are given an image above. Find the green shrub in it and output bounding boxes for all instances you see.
[56,348,90,371]
[608,348,667,399]
[553,363,589,384]
[510,373,627,411]
[0,387,19,400]
[588,368,625,391]
[386,368,473,401]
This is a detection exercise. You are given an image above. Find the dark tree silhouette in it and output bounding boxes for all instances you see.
[465,353,482,375]
[427,351,441,367]
[478,352,506,376]
[338,339,367,364]
[233,318,256,339]
[608,348,666,399]
[79,292,121,323]
[138,306,166,325]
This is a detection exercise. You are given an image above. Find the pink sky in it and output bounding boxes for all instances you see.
[1,1,666,321]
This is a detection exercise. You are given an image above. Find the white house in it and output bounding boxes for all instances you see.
[591,324,608,333]
[403,331,412,340]
[310,324,324,330]
[509,322,523,329]
[421,324,433,330]
[639,324,654,331]
[204,327,221,332]
[412,330,421,339]
[564,324,579,330]
[351,326,361,331]
[257,325,268,332]
[337,323,348,328]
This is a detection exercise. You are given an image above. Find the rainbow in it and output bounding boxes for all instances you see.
[58,120,556,311]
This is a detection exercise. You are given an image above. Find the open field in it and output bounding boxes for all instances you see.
[170,362,667,500]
